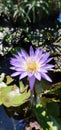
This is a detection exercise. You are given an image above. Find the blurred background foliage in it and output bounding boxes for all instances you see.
[0,0,61,74]
[0,0,61,25]
[0,0,61,72]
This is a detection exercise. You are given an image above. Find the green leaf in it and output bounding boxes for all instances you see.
[0,95,2,105]
[41,82,61,102]
[0,82,6,88]
[33,104,61,130]
[50,82,61,94]
[1,83,30,107]
[6,75,14,85]
[33,104,49,129]
[0,86,7,105]
[47,116,61,130]
[46,102,60,117]
[19,81,27,93]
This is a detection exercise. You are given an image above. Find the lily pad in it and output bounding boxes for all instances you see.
[1,82,30,107]
[0,94,2,105]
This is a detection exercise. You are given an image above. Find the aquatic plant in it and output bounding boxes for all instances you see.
[10,46,54,90]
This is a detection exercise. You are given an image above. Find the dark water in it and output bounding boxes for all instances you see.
[0,105,25,130]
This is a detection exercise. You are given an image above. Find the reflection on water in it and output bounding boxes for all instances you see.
[0,105,25,130]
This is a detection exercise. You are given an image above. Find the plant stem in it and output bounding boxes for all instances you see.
[33,86,37,105]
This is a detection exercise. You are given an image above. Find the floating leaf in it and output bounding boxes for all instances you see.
[0,82,7,105]
[1,82,30,107]
[0,82,6,88]
[0,87,6,105]
[0,94,2,105]
[6,75,14,85]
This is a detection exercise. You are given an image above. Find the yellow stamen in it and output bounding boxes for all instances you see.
[25,58,39,72]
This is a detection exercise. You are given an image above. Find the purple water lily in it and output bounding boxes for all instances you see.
[10,46,54,90]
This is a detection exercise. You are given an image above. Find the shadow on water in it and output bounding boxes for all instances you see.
[0,105,26,130]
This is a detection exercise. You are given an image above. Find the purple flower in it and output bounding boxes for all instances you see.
[10,46,54,90]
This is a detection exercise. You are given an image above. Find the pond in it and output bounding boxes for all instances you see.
[0,105,26,130]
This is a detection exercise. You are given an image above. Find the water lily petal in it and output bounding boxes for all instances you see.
[19,72,27,79]
[39,68,47,73]
[30,46,34,56]
[21,49,29,59]
[11,72,21,77]
[44,64,54,70]
[41,73,52,82]
[10,67,16,70]
[35,48,42,58]
[46,57,53,63]
[34,72,41,81]
[41,52,50,63]
[18,52,22,57]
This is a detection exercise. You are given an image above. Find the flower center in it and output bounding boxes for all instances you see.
[26,58,39,72]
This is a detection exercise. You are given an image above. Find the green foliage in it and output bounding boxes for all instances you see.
[0,0,60,24]
[46,102,60,117]
[33,104,61,130]
[0,75,30,107]
[0,27,24,56]
[42,82,61,101]
[1,84,30,107]
[41,82,61,106]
